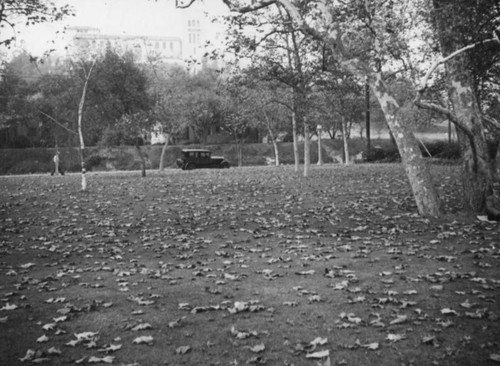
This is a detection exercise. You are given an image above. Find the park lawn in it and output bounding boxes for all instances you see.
[0,164,499,366]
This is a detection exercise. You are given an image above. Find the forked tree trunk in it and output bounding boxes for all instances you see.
[432,0,496,211]
[371,75,442,217]
[447,56,492,211]
[158,132,171,171]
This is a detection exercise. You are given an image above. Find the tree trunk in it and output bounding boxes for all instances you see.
[77,60,95,191]
[371,75,442,217]
[292,111,299,172]
[238,143,243,167]
[341,116,350,165]
[158,133,171,171]
[233,134,243,167]
[264,110,280,166]
[272,139,280,166]
[136,144,146,177]
[433,0,496,212]
[317,128,323,166]
[365,81,371,155]
[303,122,310,177]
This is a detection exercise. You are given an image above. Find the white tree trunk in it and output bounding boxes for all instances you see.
[292,111,299,172]
[272,139,280,166]
[264,111,280,166]
[341,117,350,165]
[158,132,171,171]
[303,123,310,177]
[317,130,323,165]
[371,75,441,217]
[77,59,95,191]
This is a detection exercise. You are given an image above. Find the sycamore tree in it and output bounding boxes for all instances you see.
[258,83,291,166]
[109,111,154,177]
[416,0,500,212]
[176,68,226,145]
[178,0,442,217]
[313,69,365,164]
[230,68,291,166]
[144,61,191,171]
[220,3,325,176]
[218,74,262,167]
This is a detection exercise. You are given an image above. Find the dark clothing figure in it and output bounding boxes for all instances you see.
[486,183,500,221]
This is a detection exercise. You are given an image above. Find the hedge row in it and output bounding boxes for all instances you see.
[0,139,460,175]
[365,140,461,163]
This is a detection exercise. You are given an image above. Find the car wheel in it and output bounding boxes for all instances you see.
[220,162,230,169]
[185,163,196,170]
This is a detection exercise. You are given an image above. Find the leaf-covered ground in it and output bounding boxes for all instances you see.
[0,164,499,366]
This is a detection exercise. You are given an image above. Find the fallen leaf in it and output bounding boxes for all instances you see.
[88,355,115,363]
[386,334,406,342]
[132,335,154,345]
[36,335,49,343]
[47,347,62,355]
[250,343,265,353]
[176,345,191,354]
[490,354,500,362]
[362,342,379,350]
[131,323,152,331]
[441,308,459,316]
[19,349,36,362]
[306,350,330,359]
[0,303,18,311]
[389,314,408,325]
[98,344,122,353]
[74,331,99,341]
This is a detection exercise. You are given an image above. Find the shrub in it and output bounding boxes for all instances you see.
[364,145,401,162]
[85,155,103,171]
[420,140,461,160]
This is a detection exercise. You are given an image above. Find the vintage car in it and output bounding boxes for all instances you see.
[176,149,230,170]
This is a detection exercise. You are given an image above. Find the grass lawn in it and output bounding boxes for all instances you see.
[0,164,499,366]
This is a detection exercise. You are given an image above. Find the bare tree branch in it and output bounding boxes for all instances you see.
[222,0,277,13]
[39,110,78,135]
[419,38,498,91]
[175,0,198,9]
[484,114,500,132]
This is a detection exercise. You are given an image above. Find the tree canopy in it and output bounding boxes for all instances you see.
[0,0,73,49]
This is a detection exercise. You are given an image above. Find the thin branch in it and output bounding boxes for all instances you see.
[39,110,78,135]
[419,38,498,90]
[222,0,277,13]
[413,97,474,139]
[174,0,197,8]
[483,114,500,132]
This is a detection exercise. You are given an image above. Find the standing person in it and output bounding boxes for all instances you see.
[51,150,64,175]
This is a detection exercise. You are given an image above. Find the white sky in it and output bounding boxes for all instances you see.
[11,0,228,56]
